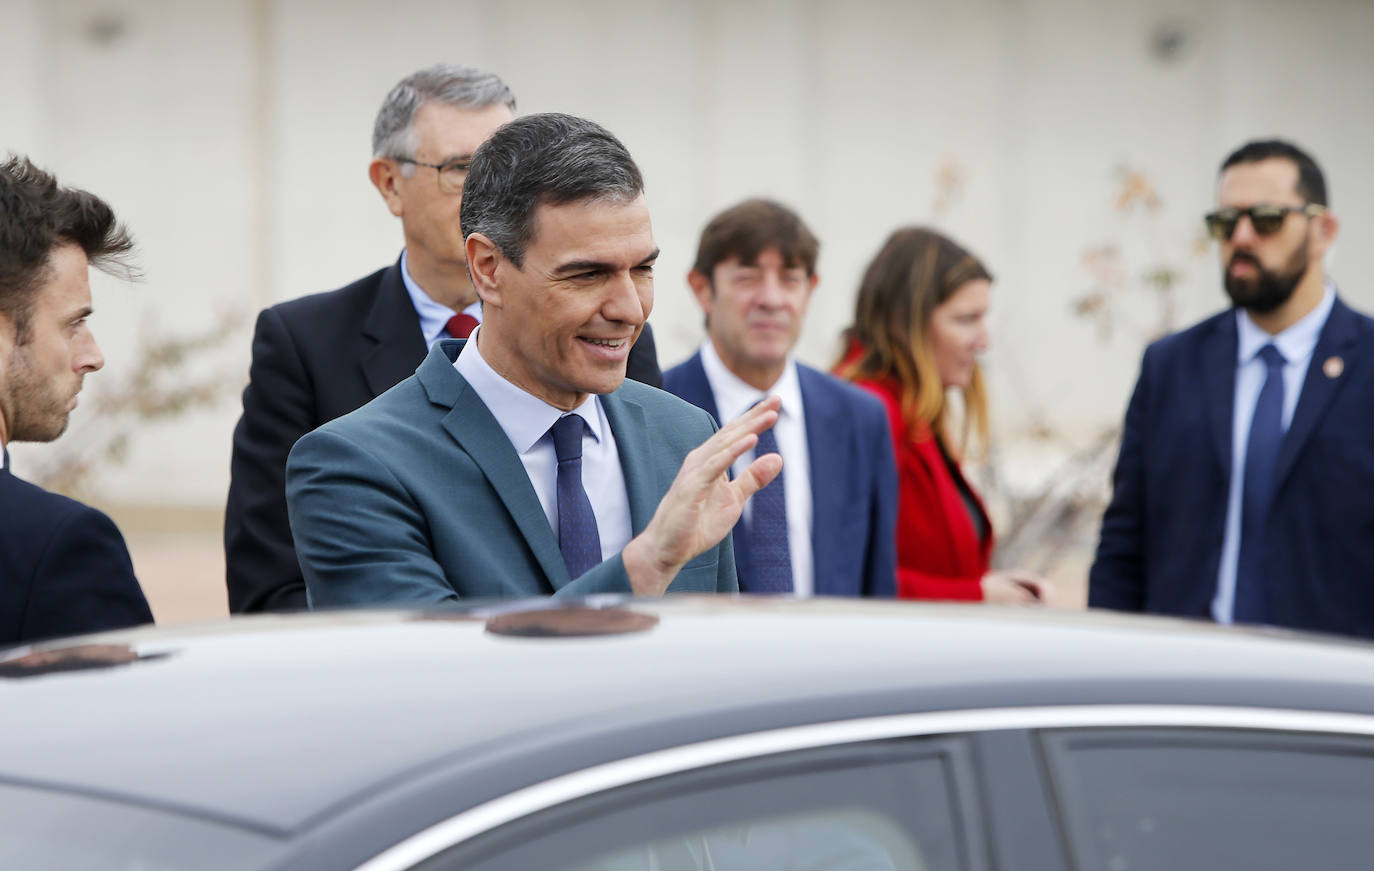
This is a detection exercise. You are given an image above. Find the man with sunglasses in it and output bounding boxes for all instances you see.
[1090,139,1374,638]
[224,65,664,613]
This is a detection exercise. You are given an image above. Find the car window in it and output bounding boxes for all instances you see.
[417,739,980,871]
[1044,727,1374,871]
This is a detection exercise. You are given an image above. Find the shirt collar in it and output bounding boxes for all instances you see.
[454,326,604,454]
[1235,280,1335,366]
[698,339,803,423]
[401,250,481,342]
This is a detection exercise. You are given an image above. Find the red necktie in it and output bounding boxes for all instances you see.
[445,313,479,339]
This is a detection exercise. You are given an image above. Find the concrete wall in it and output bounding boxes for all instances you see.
[4,0,1372,507]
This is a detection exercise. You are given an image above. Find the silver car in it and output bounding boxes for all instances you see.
[2,597,1374,870]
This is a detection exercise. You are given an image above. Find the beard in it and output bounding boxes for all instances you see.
[3,344,75,443]
[1223,236,1310,315]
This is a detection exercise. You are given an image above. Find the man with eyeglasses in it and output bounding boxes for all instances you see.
[663,199,897,598]
[225,65,664,613]
[1090,139,1374,638]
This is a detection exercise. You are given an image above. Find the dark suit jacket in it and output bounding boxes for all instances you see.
[1,465,153,646]
[286,341,734,604]
[1090,295,1374,637]
[663,352,897,597]
[225,255,662,612]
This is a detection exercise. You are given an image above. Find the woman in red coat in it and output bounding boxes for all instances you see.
[835,227,1046,604]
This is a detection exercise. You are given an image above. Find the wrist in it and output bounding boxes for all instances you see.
[622,531,679,596]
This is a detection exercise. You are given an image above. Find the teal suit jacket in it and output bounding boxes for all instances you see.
[286,340,737,605]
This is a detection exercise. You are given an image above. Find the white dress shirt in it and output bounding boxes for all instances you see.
[454,328,633,565]
[401,249,483,348]
[1212,283,1335,623]
[698,340,815,597]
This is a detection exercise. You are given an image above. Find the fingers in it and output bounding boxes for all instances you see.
[731,452,783,499]
[681,399,781,487]
[721,395,782,439]
[686,432,760,491]
[710,396,780,449]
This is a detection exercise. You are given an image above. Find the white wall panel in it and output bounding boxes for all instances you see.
[2,0,1369,506]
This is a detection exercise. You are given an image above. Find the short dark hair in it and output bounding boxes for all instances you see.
[459,113,644,267]
[692,198,820,278]
[0,155,135,340]
[1221,139,1328,207]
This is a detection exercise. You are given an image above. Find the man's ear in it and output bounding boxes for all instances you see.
[369,158,405,218]
[467,233,503,307]
[687,269,714,315]
[1313,209,1340,256]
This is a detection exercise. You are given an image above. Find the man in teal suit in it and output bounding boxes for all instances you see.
[287,114,782,605]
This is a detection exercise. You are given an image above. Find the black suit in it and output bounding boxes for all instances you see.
[1,462,154,646]
[225,255,663,612]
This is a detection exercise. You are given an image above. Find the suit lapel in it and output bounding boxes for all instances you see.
[672,353,723,425]
[362,257,428,398]
[601,390,658,535]
[799,368,840,596]
[1205,314,1239,478]
[1274,296,1359,493]
[418,346,568,592]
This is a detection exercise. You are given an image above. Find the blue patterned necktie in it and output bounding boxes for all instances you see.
[551,414,602,579]
[1233,344,1286,624]
[746,414,794,593]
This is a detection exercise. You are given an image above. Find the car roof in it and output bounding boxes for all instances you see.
[3,598,1374,836]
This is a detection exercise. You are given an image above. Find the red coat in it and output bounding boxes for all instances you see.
[842,374,992,601]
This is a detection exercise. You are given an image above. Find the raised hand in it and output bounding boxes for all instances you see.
[622,396,784,595]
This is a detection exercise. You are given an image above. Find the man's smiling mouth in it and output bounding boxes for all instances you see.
[580,337,628,349]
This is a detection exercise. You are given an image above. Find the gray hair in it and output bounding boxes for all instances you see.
[459,113,644,268]
[371,64,516,161]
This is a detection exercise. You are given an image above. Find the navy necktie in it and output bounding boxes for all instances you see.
[551,414,602,579]
[745,415,793,593]
[1233,344,1286,624]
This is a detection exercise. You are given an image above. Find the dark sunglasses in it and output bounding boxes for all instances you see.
[1204,203,1325,240]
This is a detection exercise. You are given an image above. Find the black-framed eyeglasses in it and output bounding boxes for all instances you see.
[395,156,472,194]
[1204,203,1325,240]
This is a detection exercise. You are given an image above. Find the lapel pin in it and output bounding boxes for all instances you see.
[1323,356,1344,379]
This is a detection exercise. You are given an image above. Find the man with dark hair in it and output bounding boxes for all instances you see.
[664,199,896,596]
[1090,139,1374,637]
[0,155,154,644]
[225,65,663,613]
[287,114,780,604]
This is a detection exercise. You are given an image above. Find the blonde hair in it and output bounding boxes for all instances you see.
[835,226,990,458]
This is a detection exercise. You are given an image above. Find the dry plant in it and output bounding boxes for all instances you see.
[979,166,1206,577]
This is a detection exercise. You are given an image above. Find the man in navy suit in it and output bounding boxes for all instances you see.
[225,65,662,612]
[0,155,153,645]
[664,199,897,597]
[288,114,783,605]
[1090,140,1374,638]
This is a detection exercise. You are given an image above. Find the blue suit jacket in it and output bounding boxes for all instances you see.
[663,353,897,597]
[1090,295,1374,637]
[0,463,153,646]
[286,341,736,606]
